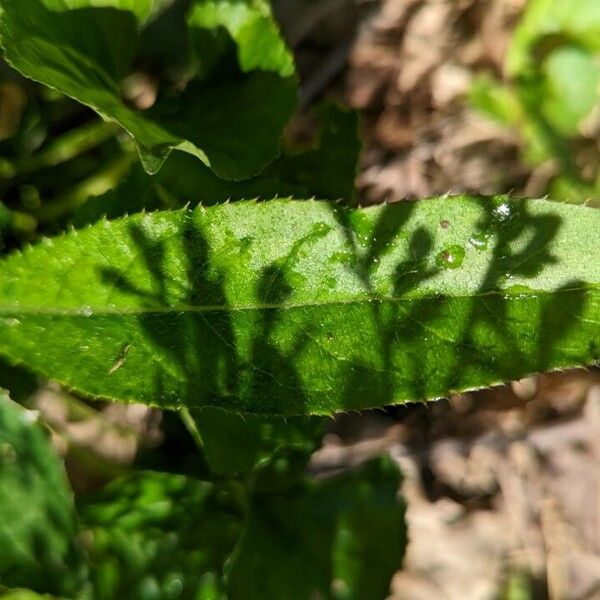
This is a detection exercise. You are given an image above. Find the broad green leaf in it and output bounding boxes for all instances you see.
[187,0,294,76]
[191,408,326,474]
[0,197,598,415]
[35,0,157,22]
[228,454,406,599]
[70,103,360,227]
[0,0,297,178]
[0,394,89,598]
[78,471,242,600]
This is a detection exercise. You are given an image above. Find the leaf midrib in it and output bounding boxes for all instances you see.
[0,284,596,317]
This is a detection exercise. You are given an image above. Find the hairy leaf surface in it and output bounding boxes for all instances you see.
[0,0,296,178]
[0,197,598,415]
[0,394,89,598]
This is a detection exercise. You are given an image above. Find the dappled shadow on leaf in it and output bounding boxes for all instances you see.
[441,198,566,389]
[327,196,593,411]
[97,218,313,414]
[238,264,307,414]
[94,197,595,414]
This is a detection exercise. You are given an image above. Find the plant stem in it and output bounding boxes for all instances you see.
[179,406,205,450]
[15,120,119,174]
[35,151,135,222]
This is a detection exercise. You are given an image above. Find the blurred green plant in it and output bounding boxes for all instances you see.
[470,0,600,202]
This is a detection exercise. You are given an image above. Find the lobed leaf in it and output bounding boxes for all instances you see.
[0,196,598,415]
[0,0,297,178]
[507,0,600,75]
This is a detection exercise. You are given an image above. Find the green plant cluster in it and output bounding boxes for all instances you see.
[470,0,600,202]
[0,0,597,598]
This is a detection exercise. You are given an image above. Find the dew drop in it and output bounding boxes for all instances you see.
[468,233,489,251]
[493,202,512,222]
[435,245,465,270]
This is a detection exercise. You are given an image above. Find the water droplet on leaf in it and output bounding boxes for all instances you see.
[493,202,512,222]
[468,233,489,251]
[435,245,465,270]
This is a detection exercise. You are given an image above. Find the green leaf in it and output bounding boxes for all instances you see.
[540,46,600,136]
[78,471,242,600]
[507,0,600,76]
[70,103,360,227]
[0,196,598,415]
[469,75,523,128]
[272,102,360,204]
[191,408,326,474]
[187,0,294,76]
[0,0,297,178]
[228,454,406,599]
[78,454,405,599]
[0,591,60,600]
[0,393,89,598]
